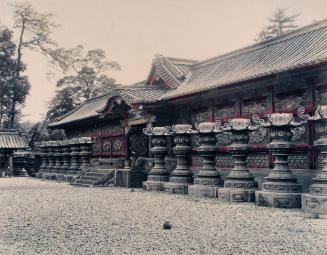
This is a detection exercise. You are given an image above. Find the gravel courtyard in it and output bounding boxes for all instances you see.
[0,178,326,255]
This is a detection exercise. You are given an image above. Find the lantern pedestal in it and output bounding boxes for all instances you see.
[255,115,303,208]
[302,136,327,214]
[164,125,194,194]
[143,127,170,191]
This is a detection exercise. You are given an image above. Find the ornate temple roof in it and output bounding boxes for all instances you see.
[145,55,198,88]
[49,19,327,128]
[0,130,29,149]
[162,19,327,99]
[48,84,167,127]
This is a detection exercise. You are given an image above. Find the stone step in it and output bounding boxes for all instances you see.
[93,169,116,174]
[73,179,94,185]
[70,182,91,187]
[79,176,99,181]
[85,172,108,177]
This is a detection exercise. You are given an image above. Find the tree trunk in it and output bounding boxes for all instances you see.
[10,19,25,129]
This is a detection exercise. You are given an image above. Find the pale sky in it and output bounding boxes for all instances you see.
[0,0,326,123]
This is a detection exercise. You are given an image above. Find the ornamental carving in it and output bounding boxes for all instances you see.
[291,126,306,142]
[214,104,237,120]
[275,94,306,112]
[130,134,148,156]
[92,140,101,153]
[112,138,122,152]
[102,139,111,152]
[191,134,201,148]
[191,110,209,124]
[243,99,268,116]
[216,132,233,146]
[249,127,268,144]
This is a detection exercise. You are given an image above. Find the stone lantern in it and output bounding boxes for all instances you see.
[79,137,93,172]
[255,112,306,208]
[39,141,49,175]
[60,140,71,174]
[143,126,172,191]
[46,141,56,173]
[302,105,327,215]
[69,138,81,174]
[218,118,259,202]
[164,124,196,194]
[188,121,224,198]
[53,141,63,173]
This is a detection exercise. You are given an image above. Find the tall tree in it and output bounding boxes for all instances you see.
[256,8,299,41]
[10,1,58,128]
[46,45,120,120]
[0,26,30,129]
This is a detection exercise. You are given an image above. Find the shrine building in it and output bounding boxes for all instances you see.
[45,20,327,191]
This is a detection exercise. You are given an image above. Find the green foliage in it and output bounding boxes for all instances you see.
[256,8,299,41]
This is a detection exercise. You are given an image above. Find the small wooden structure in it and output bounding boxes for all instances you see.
[0,130,29,177]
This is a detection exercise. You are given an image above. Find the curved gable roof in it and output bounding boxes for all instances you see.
[146,55,198,88]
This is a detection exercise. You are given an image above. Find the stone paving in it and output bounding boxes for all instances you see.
[0,178,326,255]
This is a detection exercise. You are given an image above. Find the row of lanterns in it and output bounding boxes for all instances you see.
[142,106,327,215]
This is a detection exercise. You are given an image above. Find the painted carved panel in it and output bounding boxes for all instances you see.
[92,139,101,155]
[242,98,268,117]
[214,104,238,120]
[112,137,122,152]
[102,139,111,153]
[191,108,210,124]
[275,91,307,112]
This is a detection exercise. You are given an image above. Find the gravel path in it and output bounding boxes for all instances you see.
[0,178,326,255]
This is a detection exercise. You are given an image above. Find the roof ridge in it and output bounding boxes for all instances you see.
[194,19,327,69]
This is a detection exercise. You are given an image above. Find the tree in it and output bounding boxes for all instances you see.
[46,45,120,120]
[9,1,58,128]
[47,87,77,120]
[256,8,299,41]
[0,26,30,129]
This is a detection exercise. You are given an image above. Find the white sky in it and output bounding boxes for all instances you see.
[0,0,326,123]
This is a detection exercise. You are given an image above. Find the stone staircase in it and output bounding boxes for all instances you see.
[70,158,123,187]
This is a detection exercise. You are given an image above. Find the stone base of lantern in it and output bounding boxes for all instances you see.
[302,194,327,215]
[255,190,302,208]
[143,180,167,191]
[164,182,190,194]
[218,188,256,202]
[188,185,220,198]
